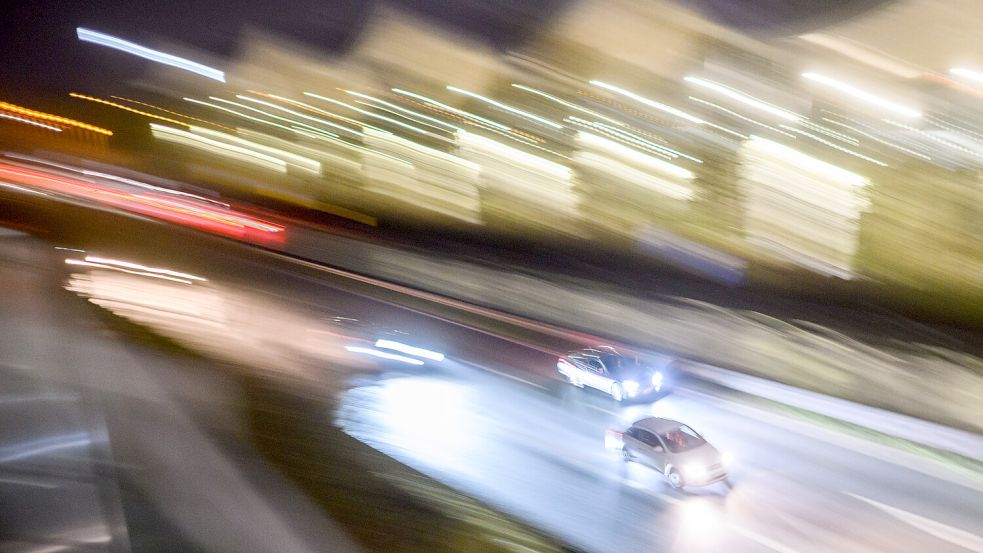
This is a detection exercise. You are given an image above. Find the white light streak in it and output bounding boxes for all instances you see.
[780,125,888,167]
[577,132,695,179]
[375,339,445,361]
[236,95,362,138]
[684,77,802,121]
[391,88,511,131]
[748,135,868,186]
[689,97,796,138]
[345,91,461,130]
[589,80,705,124]
[77,27,224,82]
[447,86,563,129]
[305,92,453,143]
[950,67,983,84]
[802,72,921,118]
[0,113,62,132]
[511,83,625,126]
[345,346,424,365]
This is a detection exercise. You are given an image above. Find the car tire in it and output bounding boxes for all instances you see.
[611,383,624,402]
[666,467,684,489]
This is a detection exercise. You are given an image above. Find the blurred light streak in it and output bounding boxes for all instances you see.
[571,116,705,163]
[69,93,191,127]
[798,120,859,145]
[459,130,570,178]
[688,97,796,138]
[799,34,922,79]
[293,128,412,166]
[83,256,207,281]
[391,88,511,131]
[884,119,983,160]
[305,92,454,143]
[0,181,50,196]
[111,96,235,130]
[802,72,921,118]
[821,117,932,160]
[511,83,625,126]
[345,346,424,365]
[589,80,705,124]
[345,91,462,131]
[354,101,456,133]
[446,86,563,129]
[925,114,983,142]
[3,152,232,206]
[189,126,321,173]
[208,97,336,138]
[150,123,287,172]
[0,161,285,241]
[568,117,675,160]
[247,92,382,132]
[748,136,867,186]
[374,339,445,361]
[0,100,113,135]
[0,113,62,132]
[684,77,802,121]
[0,432,92,463]
[236,95,363,138]
[76,27,224,82]
[578,132,695,179]
[65,258,194,284]
[184,97,298,133]
[950,67,983,84]
[780,125,888,166]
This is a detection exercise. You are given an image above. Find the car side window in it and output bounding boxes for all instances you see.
[585,358,604,374]
[636,430,660,448]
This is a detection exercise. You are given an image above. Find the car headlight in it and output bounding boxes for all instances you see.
[651,371,663,390]
[622,380,640,395]
[721,452,734,468]
[683,463,708,480]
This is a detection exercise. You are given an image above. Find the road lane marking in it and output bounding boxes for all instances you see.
[457,359,547,390]
[846,493,983,552]
[730,525,801,553]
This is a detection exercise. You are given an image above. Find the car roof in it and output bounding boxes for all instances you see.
[631,417,684,434]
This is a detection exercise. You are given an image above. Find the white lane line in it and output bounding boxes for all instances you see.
[730,525,801,553]
[458,360,547,390]
[846,493,983,552]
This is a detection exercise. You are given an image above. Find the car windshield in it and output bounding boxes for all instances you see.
[659,425,706,453]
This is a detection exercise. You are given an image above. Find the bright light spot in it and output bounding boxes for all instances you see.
[652,371,663,390]
[684,77,802,121]
[679,500,723,546]
[76,28,224,82]
[683,463,708,481]
[605,429,624,450]
[590,80,705,124]
[721,451,734,467]
[374,339,445,361]
[950,67,983,84]
[622,380,640,396]
[345,346,425,365]
[801,72,921,118]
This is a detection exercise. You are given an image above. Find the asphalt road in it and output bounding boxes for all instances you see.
[1,206,982,552]
[337,359,983,553]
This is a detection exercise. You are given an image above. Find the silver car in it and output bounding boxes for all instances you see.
[621,417,730,489]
